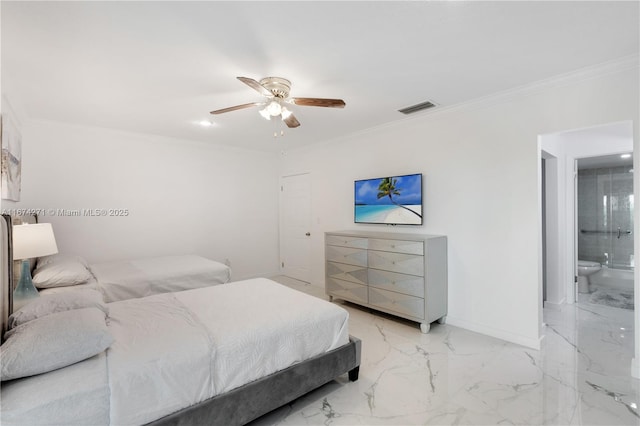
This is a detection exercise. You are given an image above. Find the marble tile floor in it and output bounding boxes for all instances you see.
[249,276,640,426]
[578,288,635,311]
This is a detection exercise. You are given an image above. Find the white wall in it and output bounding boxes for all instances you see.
[280,64,639,349]
[13,120,281,280]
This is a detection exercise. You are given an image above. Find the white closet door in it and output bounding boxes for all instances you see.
[280,173,311,282]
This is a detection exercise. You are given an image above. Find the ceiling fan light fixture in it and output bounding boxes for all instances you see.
[266,100,282,117]
[259,108,271,120]
[281,107,292,120]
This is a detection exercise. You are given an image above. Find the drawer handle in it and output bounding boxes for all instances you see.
[391,245,396,248]
[392,281,396,285]
[392,261,396,265]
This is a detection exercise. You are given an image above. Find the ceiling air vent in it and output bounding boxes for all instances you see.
[398,100,436,115]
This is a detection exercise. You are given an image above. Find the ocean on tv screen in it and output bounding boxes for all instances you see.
[355,205,422,225]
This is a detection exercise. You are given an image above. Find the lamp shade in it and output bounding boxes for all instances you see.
[12,223,59,260]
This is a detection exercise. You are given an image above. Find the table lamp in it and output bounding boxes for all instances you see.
[12,223,58,311]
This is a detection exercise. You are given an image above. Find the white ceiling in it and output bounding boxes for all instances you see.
[2,1,638,152]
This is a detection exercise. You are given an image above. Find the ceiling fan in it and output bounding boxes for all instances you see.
[210,77,346,128]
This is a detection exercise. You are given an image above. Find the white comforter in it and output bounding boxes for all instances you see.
[1,278,350,425]
[89,254,231,302]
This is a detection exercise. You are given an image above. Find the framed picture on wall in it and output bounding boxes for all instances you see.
[1,114,22,201]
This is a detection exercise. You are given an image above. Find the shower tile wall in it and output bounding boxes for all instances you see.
[578,166,634,269]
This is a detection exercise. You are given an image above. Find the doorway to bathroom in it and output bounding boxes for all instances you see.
[539,121,635,308]
[539,120,637,379]
[576,153,634,310]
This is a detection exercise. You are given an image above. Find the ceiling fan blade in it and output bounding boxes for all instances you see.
[237,77,273,97]
[210,102,262,115]
[290,98,345,108]
[283,113,300,128]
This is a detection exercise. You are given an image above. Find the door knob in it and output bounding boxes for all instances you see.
[305,232,311,236]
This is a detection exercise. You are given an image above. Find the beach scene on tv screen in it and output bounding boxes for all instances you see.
[355,174,422,225]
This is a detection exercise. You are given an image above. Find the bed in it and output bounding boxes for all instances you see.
[12,214,231,302]
[0,215,361,425]
[38,253,232,302]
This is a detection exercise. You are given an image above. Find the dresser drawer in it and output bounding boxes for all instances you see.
[368,269,424,298]
[368,250,424,276]
[326,245,367,267]
[326,235,368,249]
[326,261,368,285]
[326,277,368,304]
[369,287,424,319]
[368,238,424,255]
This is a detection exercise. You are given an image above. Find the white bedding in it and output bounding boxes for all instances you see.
[0,352,110,425]
[89,254,231,302]
[1,278,350,425]
[38,276,101,296]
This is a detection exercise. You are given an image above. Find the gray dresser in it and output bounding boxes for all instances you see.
[325,230,447,333]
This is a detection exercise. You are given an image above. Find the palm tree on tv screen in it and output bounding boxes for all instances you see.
[376,177,422,219]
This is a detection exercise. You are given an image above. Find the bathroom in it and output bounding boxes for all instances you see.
[577,153,634,310]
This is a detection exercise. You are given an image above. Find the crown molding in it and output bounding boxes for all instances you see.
[384,54,638,130]
[287,54,639,154]
[422,53,640,119]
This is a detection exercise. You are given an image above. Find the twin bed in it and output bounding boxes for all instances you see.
[10,213,232,303]
[37,253,232,302]
[0,215,361,425]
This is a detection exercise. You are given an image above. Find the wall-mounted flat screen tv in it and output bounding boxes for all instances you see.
[354,173,423,225]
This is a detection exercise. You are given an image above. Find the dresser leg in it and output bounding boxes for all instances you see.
[420,322,430,333]
[437,316,446,324]
[329,295,333,302]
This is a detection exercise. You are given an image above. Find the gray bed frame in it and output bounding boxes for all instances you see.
[148,338,361,426]
[0,214,361,425]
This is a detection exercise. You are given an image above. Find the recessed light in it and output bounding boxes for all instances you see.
[620,153,632,159]
[199,120,214,127]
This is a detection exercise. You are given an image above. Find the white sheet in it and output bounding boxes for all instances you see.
[174,278,350,395]
[1,278,350,426]
[0,352,110,425]
[90,254,231,302]
[106,293,214,425]
[107,278,349,425]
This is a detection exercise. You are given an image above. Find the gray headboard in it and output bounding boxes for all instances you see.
[1,214,14,342]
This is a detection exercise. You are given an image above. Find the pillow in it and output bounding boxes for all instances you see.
[8,288,108,329]
[32,255,93,288]
[37,253,89,269]
[1,307,113,381]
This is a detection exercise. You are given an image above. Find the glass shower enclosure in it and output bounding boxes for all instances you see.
[578,163,634,270]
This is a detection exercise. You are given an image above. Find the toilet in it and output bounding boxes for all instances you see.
[577,260,601,293]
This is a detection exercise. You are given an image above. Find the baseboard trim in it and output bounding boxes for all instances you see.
[543,300,564,311]
[446,316,542,350]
